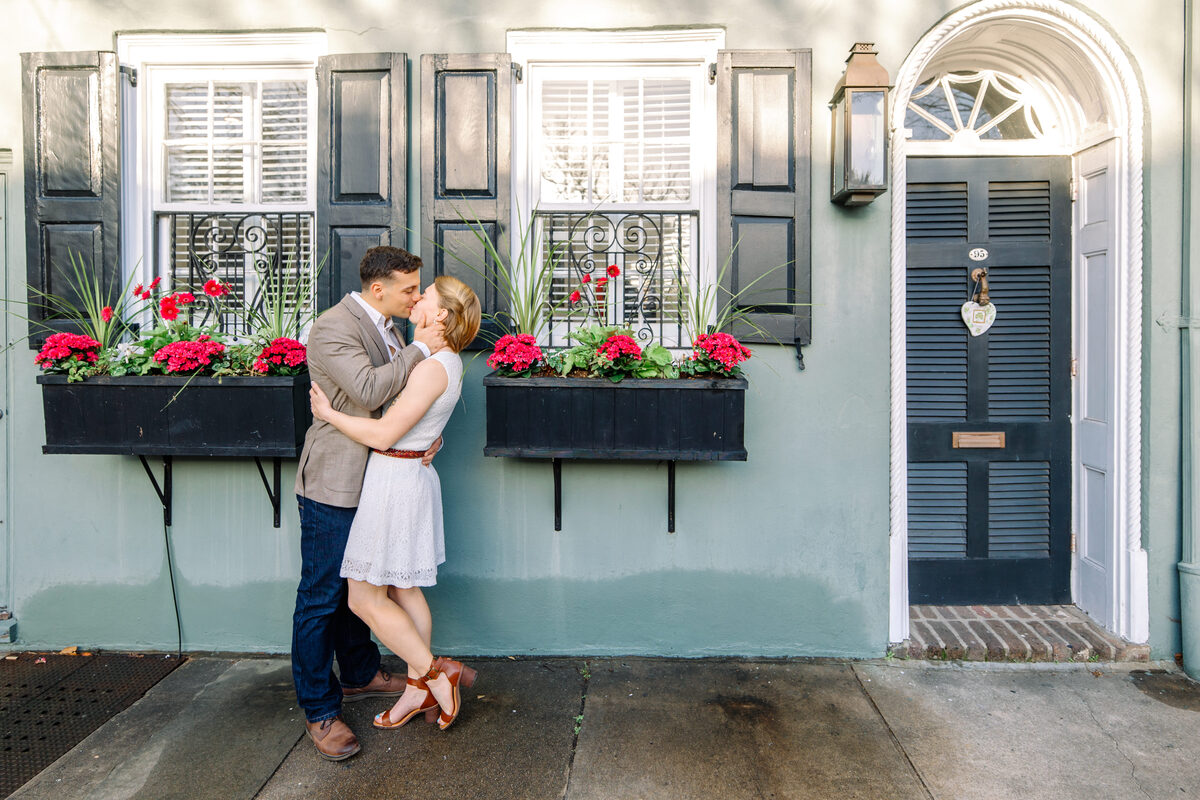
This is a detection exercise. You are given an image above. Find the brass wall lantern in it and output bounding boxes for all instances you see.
[830,43,891,206]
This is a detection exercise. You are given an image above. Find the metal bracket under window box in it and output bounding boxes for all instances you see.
[135,455,287,528]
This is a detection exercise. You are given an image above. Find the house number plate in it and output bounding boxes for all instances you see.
[968,248,989,261]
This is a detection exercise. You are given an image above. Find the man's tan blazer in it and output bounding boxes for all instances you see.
[294,294,424,507]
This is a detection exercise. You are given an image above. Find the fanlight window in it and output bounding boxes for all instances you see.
[906,70,1045,142]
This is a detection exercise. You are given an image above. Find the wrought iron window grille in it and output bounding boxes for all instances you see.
[537,210,697,348]
[159,212,315,336]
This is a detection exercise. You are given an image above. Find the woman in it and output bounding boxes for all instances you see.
[309,275,482,731]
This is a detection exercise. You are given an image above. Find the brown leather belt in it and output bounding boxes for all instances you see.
[372,447,425,459]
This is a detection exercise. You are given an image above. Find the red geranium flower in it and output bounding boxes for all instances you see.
[34,332,102,371]
[153,338,226,373]
[252,337,307,375]
[488,333,544,375]
[692,332,752,373]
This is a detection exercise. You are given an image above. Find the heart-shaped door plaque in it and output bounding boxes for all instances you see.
[960,301,997,336]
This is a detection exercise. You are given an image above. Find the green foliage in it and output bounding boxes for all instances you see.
[547,324,677,382]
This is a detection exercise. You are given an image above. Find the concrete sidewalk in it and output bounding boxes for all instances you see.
[10,656,1200,800]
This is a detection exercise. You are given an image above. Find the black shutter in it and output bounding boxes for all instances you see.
[315,53,407,310]
[716,50,811,354]
[421,53,512,350]
[21,51,121,345]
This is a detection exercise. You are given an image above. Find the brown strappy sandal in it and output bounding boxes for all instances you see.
[415,656,478,730]
[372,676,439,729]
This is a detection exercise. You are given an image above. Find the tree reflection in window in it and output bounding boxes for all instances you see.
[906,70,1044,142]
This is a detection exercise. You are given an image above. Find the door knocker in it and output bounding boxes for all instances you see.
[961,267,997,336]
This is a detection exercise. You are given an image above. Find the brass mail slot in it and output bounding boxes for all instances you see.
[952,431,1006,449]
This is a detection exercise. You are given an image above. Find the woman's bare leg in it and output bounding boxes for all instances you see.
[347,580,453,717]
[376,585,435,721]
[388,585,433,677]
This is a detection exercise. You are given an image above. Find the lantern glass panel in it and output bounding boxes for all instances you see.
[849,90,886,188]
[832,98,845,195]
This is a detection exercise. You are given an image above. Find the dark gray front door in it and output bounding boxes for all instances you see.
[906,156,1072,604]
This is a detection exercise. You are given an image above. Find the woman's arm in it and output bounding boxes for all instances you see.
[310,358,449,450]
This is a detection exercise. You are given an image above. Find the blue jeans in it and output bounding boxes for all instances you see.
[292,495,381,723]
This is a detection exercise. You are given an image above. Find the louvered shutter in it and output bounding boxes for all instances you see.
[21,51,121,345]
[315,53,407,310]
[421,53,512,350]
[716,50,811,351]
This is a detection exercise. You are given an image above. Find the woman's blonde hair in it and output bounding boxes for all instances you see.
[434,275,482,353]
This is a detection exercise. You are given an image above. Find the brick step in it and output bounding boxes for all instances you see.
[894,605,1151,663]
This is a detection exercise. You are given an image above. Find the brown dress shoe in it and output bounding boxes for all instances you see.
[342,669,405,702]
[306,715,360,761]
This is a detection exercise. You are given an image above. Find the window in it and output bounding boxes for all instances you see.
[510,29,722,347]
[118,33,325,335]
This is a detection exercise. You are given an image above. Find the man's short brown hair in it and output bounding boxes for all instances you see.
[359,246,422,287]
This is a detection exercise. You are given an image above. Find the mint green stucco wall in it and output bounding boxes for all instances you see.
[0,0,1190,660]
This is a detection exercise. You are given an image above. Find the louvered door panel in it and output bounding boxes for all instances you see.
[908,463,968,559]
[906,267,967,421]
[987,265,1051,420]
[906,182,967,240]
[988,181,1050,239]
[988,462,1051,558]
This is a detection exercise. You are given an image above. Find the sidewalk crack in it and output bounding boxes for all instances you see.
[1069,681,1153,800]
[560,661,591,800]
[851,665,936,800]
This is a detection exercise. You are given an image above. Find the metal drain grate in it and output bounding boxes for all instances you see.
[0,653,182,797]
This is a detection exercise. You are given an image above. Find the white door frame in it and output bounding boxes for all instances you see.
[888,0,1147,644]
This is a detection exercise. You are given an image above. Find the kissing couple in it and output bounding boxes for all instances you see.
[291,245,482,760]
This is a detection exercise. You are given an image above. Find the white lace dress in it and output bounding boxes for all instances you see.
[340,351,463,588]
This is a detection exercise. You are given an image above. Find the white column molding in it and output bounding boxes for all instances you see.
[887,0,1146,644]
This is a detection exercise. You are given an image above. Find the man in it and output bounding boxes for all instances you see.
[292,246,445,761]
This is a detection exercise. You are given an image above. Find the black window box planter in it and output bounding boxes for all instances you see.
[482,373,748,461]
[36,373,311,458]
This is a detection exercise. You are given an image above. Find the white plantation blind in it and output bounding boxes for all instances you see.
[539,75,695,205]
[158,70,313,207]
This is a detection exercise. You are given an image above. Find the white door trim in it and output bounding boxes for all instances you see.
[888,0,1147,644]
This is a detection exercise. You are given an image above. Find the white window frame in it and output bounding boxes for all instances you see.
[508,28,724,344]
[116,31,327,290]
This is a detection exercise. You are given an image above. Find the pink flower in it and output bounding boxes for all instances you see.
[159,297,179,321]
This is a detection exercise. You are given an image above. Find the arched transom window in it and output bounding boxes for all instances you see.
[906,70,1046,143]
